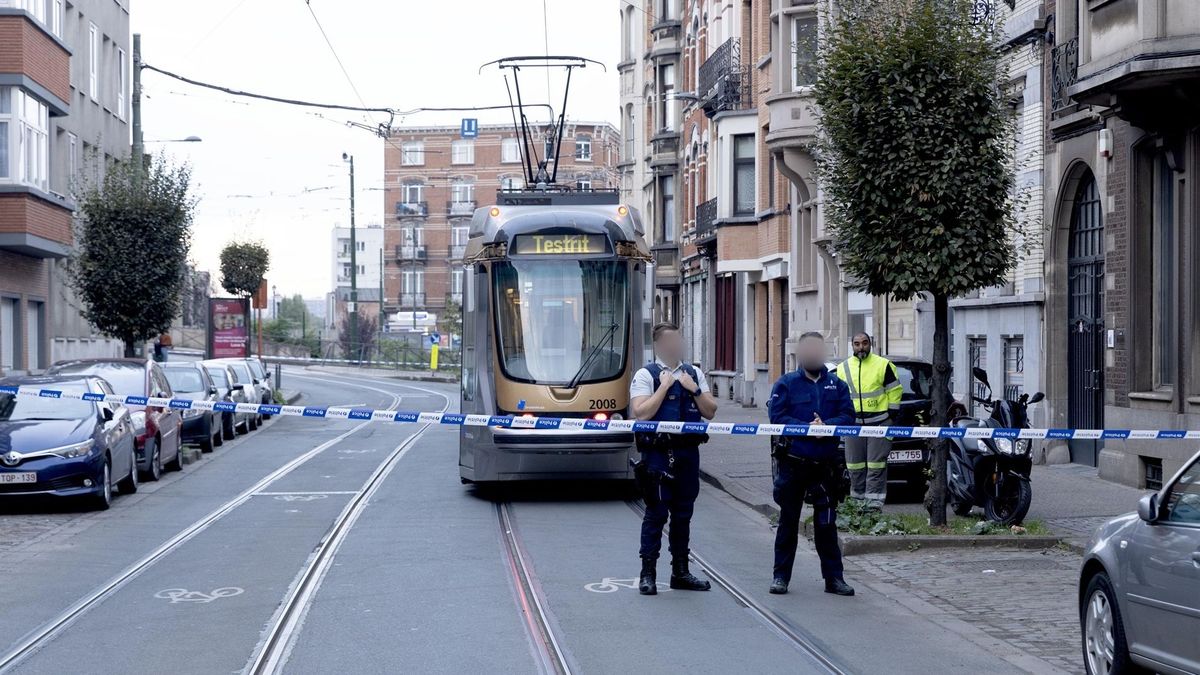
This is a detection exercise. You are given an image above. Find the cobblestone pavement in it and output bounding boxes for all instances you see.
[848,547,1082,674]
[0,507,93,564]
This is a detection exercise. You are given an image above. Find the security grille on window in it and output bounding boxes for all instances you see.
[401,142,424,166]
[1003,337,1024,398]
[501,137,521,163]
[733,134,755,216]
[1153,153,1178,388]
[451,140,474,165]
[575,136,592,161]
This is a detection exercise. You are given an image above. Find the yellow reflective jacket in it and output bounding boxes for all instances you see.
[837,353,903,423]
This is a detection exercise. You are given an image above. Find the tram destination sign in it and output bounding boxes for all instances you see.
[511,233,611,255]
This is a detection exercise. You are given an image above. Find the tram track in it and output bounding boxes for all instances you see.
[0,375,446,674]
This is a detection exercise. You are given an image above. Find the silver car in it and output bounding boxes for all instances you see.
[1079,450,1200,675]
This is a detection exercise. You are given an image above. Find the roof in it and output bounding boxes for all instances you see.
[0,374,97,387]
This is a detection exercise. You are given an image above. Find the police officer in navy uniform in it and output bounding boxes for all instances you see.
[630,322,718,596]
[768,331,857,597]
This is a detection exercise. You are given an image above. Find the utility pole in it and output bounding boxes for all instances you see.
[379,247,385,331]
[343,153,358,361]
[131,33,144,184]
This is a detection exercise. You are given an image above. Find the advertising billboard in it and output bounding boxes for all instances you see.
[209,297,249,358]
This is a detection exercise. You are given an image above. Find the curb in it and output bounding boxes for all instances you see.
[837,534,1067,556]
[284,390,303,405]
[698,468,779,518]
[304,367,457,384]
[180,447,204,466]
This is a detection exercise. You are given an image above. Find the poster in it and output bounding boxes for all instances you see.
[209,297,249,358]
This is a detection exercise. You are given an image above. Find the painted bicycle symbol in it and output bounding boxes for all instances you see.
[155,587,244,604]
[584,577,671,593]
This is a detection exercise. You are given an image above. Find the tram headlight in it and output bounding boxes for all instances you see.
[617,205,629,217]
[593,412,609,421]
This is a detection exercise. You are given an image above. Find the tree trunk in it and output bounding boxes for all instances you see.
[123,339,137,358]
[925,293,951,526]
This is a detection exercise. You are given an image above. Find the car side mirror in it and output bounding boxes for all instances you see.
[102,407,115,422]
[1137,493,1159,523]
[972,367,989,387]
[232,384,244,391]
[1029,392,1045,404]
[209,387,219,396]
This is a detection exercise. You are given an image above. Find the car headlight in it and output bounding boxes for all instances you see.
[994,438,1014,454]
[183,408,204,420]
[130,411,147,436]
[52,441,94,459]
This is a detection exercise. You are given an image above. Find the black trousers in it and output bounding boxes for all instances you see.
[638,447,700,561]
[772,455,844,582]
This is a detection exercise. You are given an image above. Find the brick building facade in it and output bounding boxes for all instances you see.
[380,123,620,331]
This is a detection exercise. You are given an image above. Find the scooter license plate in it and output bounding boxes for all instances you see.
[888,449,924,463]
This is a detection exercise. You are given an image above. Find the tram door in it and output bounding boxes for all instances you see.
[1067,173,1104,467]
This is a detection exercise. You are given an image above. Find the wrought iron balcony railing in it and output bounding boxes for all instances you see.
[1051,37,1079,112]
[698,38,751,117]
[449,244,466,260]
[396,245,427,261]
[448,200,475,216]
[695,197,718,238]
[396,201,428,217]
[399,292,426,307]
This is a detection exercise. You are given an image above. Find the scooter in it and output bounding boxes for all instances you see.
[946,367,1044,526]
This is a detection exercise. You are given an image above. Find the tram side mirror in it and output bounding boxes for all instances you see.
[1029,392,1045,404]
[972,367,989,387]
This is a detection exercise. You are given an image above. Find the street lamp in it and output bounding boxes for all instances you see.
[342,153,358,361]
[272,285,279,320]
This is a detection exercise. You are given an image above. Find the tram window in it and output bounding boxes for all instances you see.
[492,260,630,386]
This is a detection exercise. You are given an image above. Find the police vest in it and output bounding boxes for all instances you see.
[837,354,902,423]
[643,362,704,424]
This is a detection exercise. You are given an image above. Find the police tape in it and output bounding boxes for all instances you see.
[2,385,1199,441]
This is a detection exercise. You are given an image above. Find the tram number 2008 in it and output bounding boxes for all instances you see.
[589,399,618,410]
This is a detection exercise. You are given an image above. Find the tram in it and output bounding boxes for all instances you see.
[458,189,650,483]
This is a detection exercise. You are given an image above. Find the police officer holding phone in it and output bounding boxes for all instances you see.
[767,331,857,597]
[631,322,718,596]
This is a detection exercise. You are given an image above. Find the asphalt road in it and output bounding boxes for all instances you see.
[0,369,1051,674]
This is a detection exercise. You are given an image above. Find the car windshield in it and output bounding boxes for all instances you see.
[51,363,145,395]
[206,368,229,388]
[492,260,629,385]
[0,383,95,421]
[247,360,265,378]
[164,368,205,393]
[228,362,253,383]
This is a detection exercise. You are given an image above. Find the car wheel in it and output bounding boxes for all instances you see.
[141,438,162,482]
[248,415,258,432]
[1082,572,1142,675]
[88,458,112,511]
[117,451,139,494]
[165,436,184,472]
[223,414,236,440]
[199,424,215,453]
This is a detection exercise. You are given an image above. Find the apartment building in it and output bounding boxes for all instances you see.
[1043,0,1200,485]
[0,0,129,373]
[381,122,620,328]
[327,223,384,331]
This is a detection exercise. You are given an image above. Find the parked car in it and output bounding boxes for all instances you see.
[242,358,274,418]
[202,361,255,437]
[0,375,138,510]
[162,362,222,453]
[47,358,184,481]
[1078,449,1200,675]
[213,359,266,426]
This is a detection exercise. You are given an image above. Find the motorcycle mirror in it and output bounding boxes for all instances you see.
[1029,392,1045,404]
[972,367,990,387]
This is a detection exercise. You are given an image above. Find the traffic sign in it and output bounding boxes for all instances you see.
[429,332,440,346]
[460,119,478,138]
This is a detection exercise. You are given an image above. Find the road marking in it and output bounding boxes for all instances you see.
[272,495,327,502]
[155,587,244,604]
[254,491,360,496]
[337,448,378,455]
[584,577,671,593]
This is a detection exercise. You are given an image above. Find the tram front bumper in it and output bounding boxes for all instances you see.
[460,427,636,482]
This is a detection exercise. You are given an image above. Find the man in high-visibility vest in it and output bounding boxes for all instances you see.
[837,332,903,510]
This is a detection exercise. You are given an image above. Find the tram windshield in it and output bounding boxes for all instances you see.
[493,260,629,386]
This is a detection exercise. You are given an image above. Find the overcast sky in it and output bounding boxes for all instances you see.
[132,0,621,299]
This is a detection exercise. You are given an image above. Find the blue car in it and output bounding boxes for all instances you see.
[0,376,138,511]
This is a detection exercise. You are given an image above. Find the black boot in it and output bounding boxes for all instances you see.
[825,578,855,596]
[669,557,711,591]
[638,557,657,596]
[769,577,789,595]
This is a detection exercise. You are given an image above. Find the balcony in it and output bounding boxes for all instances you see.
[399,292,426,308]
[650,132,679,167]
[649,19,682,57]
[395,201,427,218]
[1050,37,1079,113]
[449,292,463,305]
[449,244,466,260]
[652,246,680,288]
[447,200,476,216]
[698,38,752,118]
[695,198,718,243]
[395,245,427,261]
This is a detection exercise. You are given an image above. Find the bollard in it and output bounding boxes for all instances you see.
[275,362,282,389]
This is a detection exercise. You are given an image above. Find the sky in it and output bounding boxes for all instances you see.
[132,0,622,299]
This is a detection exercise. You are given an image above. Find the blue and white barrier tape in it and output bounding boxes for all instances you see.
[2,386,1198,441]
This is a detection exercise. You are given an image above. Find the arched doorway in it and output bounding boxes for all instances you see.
[1067,171,1104,465]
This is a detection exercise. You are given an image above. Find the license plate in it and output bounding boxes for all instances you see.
[0,472,36,484]
[888,450,924,463]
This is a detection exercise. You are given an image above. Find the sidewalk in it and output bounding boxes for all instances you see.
[699,404,1148,549]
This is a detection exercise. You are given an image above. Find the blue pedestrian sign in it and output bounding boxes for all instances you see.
[460,119,478,138]
[430,332,441,346]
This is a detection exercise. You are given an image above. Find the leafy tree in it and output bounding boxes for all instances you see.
[219,241,270,298]
[70,157,194,357]
[815,0,1019,524]
[438,297,462,338]
[338,312,377,361]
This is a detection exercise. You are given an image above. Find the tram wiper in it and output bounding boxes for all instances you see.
[566,323,618,389]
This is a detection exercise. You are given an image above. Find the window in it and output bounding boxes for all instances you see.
[451,269,464,296]
[401,269,425,293]
[0,88,50,190]
[89,23,99,101]
[1003,337,1024,398]
[0,297,19,370]
[792,15,818,89]
[451,225,469,247]
[502,137,521,163]
[660,174,675,242]
[401,141,424,166]
[575,179,592,191]
[116,48,127,120]
[658,64,676,131]
[67,132,77,182]
[733,134,755,216]
[450,180,474,204]
[451,140,474,165]
[21,0,46,24]
[544,135,556,161]
[1164,458,1200,524]
[575,135,592,161]
[401,226,424,247]
[401,182,424,204]
[501,175,524,191]
[659,0,676,21]
[715,276,737,371]
[1152,154,1178,388]
[968,336,988,416]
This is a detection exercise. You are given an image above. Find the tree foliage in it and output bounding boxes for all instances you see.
[815,0,1018,524]
[338,312,377,360]
[70,157,194,356]
[219,241,270,297]
[438,297,462,338]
